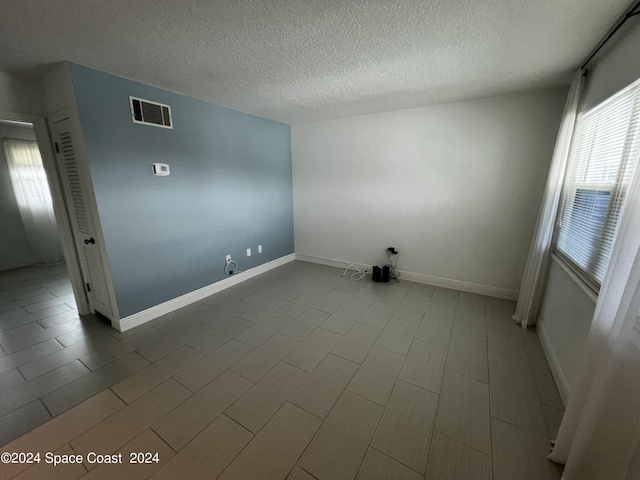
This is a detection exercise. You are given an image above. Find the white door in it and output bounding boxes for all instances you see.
[49,114,113,318]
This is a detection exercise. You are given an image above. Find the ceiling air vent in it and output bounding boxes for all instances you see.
[129,96,172,129]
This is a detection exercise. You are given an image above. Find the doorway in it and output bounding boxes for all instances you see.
[0,110,118,330]
[0,118,78,318]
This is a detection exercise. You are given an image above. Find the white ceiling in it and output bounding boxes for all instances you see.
[0,0,633,124]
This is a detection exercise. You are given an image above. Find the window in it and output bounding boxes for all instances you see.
[3,137,64,264]
[3,138,53,211]
[555,79,640,289]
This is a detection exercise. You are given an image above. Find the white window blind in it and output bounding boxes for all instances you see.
[555,79,640,287]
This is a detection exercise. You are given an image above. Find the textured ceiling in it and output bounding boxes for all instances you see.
[0,0,633,124]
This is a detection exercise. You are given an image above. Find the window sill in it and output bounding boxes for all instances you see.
[550,253,598,304]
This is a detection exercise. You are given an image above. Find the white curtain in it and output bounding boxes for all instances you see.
[547,154,640,478]
[3,138,65,265]
[513,71,584,328]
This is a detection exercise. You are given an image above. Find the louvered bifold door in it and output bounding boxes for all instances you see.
[50,116,111,316]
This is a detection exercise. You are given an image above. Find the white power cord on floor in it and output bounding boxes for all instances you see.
[341,263,371,280]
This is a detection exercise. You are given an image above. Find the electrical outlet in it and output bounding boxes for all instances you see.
[258,245,263,253]
[226,255,231,264]
[246,248,251,257]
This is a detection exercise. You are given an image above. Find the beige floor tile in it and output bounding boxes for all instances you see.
[452,311,487,342]
[231,334,299,382]
[275,285,306,302]
[374,317,418,355]
[425,432,492,480]
[14,444,86,480]
[331,276,367,295]
[298,279,335,298]
[489,363,548,437]
[219,403,321,480]
[331,322,382,364]
[111,345,202,403]
[278,293,322,318]
[287,466,317,480]
[486,297,520,334]
[291,354,359,418]
[359,302,398,329]
[173,339,253,392]
[394,297,428,323]
[434,373,491,455]
[299,391,383,480]
[179,303,221,324]
[244,286,284,305]
[284,328,342,372]
[371,380,438,473]
[320,303,368,334]
[239,297,289,323]
[356,280,389,297]
[406,283,435,302]
[150,414,253,480]
[347,346,405,406]
[452,292,486,341]
[415,313,454,348]
[198,300,253,327]
[356,448,423,480]
[491,418,562,480]
[80,429,174,480]
[488,330,531,373]
[456,292,485,313]
[187,317,254,354]
[345,291,378,309]
[235,313,294,348]
[70,380,191,463]
[313,291,353,314]
[153,320,212,343]
[226,362,307,433]
[399,339,448,393]
[425,288,458,317]
[377,285,409,305]
[446,334,489,383]
[0,389,125,478]
[0,263,567,480]
[280,309,330,341]
[152,370,252,450]
[136,335,185,362]
[542,405,564,440]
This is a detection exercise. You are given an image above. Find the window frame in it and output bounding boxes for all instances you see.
[553,78,640,293]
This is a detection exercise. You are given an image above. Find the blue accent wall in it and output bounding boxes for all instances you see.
[68,64,293,318]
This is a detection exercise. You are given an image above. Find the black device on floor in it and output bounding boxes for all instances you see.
[372,265,390,282]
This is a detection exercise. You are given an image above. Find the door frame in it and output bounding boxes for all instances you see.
[0,109,118,321]
[48,109,119,321]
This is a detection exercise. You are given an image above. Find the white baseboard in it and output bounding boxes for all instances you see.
[536,317,571,407]
[295,253,518,300]
[0,257,39,271]
[295,254,372,272]
[114,254,295,332]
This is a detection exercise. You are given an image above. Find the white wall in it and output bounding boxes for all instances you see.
[0,71,45,116]
[537,257,596,405]
[292,88,566,298]
[580,19,640,112]
[42,63,76,115]
[536,19,640,405]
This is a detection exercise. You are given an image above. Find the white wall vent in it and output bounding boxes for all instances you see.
[129,96,172,129]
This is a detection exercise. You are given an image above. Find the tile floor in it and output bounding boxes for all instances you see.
[0,261,565,479]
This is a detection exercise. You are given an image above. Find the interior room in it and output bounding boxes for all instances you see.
[1,1,640,479]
